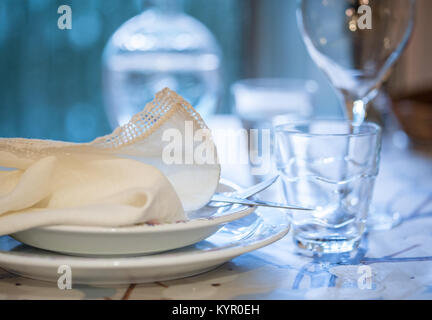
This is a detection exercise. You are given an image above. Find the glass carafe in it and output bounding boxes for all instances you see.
[103,0,222,127]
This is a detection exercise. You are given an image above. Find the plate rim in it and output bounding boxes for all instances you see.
[0,211,290,268]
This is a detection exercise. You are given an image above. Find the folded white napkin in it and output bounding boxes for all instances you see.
[0,89,220,235]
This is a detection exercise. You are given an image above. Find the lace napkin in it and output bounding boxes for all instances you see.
[0,88,220,235]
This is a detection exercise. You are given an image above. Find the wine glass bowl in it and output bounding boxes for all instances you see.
[297,0,416,122]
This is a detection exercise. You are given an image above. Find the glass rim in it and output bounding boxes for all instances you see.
[231,77,318,91]
[273,119,381,138]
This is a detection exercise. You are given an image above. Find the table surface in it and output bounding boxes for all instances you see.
[1,115,432,300]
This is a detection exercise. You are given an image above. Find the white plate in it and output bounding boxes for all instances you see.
[0,210,289,285]
[10,180,255,256]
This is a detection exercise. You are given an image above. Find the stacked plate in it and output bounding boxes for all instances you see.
[0,180,290,285]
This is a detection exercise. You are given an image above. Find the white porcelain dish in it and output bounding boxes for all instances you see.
[0,210,290,285]
[10,180,255,256]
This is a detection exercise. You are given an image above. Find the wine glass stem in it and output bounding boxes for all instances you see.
[339,94,366,210]
[341,93,366,125]
[353,100,366,125]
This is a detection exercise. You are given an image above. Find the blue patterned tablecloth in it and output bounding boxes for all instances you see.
[0,116,431,300]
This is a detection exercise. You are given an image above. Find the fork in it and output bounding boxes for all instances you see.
[208,175,279,208]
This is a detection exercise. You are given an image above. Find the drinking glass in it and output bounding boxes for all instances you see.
[274,120,382,253]
[231,78,317,184]
[297,0,415,230]
[232,78,317,129]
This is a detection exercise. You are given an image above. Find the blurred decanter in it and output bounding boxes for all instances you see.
[102,0,222,127]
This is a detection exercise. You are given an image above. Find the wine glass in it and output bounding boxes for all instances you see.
[297,0,416,230]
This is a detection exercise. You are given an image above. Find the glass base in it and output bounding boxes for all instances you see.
[293,234,361,254]
[366,204,401,231]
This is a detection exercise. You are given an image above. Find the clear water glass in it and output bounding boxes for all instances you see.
[231,78,317,127]
[274,120,382,254]
[231,78,317,183]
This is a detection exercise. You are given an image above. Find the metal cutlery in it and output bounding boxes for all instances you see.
[210,194,314,211]
[208,175,280,208]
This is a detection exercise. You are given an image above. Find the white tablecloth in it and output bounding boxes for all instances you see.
[1,115,432,300]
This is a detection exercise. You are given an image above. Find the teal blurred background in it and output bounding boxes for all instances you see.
[0,0,339,142]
